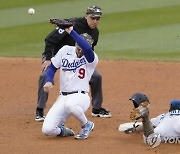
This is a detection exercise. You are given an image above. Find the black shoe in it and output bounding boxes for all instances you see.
[92,108,112,118]
[35,108,45,122]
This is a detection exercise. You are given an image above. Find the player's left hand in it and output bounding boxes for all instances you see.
[130,108,141,120]
[43,82,53,92]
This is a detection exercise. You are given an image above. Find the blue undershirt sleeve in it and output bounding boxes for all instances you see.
[45,63,57,83]
[69,30,95,63]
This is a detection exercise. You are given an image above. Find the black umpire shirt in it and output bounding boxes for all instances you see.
[42,17,99,61]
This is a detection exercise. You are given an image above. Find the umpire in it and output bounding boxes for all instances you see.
[35,6,112,121]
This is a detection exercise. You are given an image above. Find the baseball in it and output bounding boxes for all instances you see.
[28,8,35,15]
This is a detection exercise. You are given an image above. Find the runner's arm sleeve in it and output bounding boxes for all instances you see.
[45,63,57,83]
[69,30,95,63]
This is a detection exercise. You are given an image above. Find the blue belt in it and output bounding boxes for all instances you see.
[61,91,85,96]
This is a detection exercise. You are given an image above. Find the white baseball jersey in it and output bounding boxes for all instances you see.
[151,110,180,137]
[51,45,98,93]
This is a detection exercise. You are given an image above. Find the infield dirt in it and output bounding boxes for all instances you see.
[0,58,180,154]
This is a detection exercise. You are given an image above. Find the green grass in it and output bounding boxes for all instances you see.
[1,0,180,61]
[0,22,52,57]
[97,50,180,62]
[101,5,180,33]
[0,0,68,9]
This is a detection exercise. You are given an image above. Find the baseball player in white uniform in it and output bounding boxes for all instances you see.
[118,93,180,148]
[42,26,98,139]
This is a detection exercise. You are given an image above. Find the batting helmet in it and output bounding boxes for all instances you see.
[169,100,180,111]
[75,33,93,49]
[80,33,93,46]
[129,92,150,108]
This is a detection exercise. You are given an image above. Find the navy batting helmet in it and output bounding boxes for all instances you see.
[129,92,150,108]
[169,100,180,111]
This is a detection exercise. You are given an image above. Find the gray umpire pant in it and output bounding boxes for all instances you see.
[37,69,103,110]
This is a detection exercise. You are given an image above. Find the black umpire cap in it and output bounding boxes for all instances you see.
[86,6,102,17]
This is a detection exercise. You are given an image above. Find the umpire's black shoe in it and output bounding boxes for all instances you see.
[35,108,45,122]
[91,107,112,118]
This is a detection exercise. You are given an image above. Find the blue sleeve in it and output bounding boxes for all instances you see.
[45,63,57,82]
[70,30,95,63]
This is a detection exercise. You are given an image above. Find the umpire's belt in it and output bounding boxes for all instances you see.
[61,91,85,96]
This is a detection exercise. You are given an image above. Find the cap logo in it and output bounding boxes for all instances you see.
[86,6,102,17]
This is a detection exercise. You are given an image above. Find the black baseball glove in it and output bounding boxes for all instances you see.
[49,18,74,29]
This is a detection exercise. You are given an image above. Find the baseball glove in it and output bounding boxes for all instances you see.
[130,103,149,120]
[49,18,74,29]
[130,108,141,120]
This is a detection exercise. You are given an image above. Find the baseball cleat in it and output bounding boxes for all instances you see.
[75,121,94,139]
[59,125,75,137]
[35,108,45,122]
[35,115,45,122]
[91,108,112,118]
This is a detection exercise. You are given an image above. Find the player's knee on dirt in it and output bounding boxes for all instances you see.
[42,123,58,136]
[143,133,161,148]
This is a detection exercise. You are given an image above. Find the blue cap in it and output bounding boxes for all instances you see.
[169,100,180,111]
